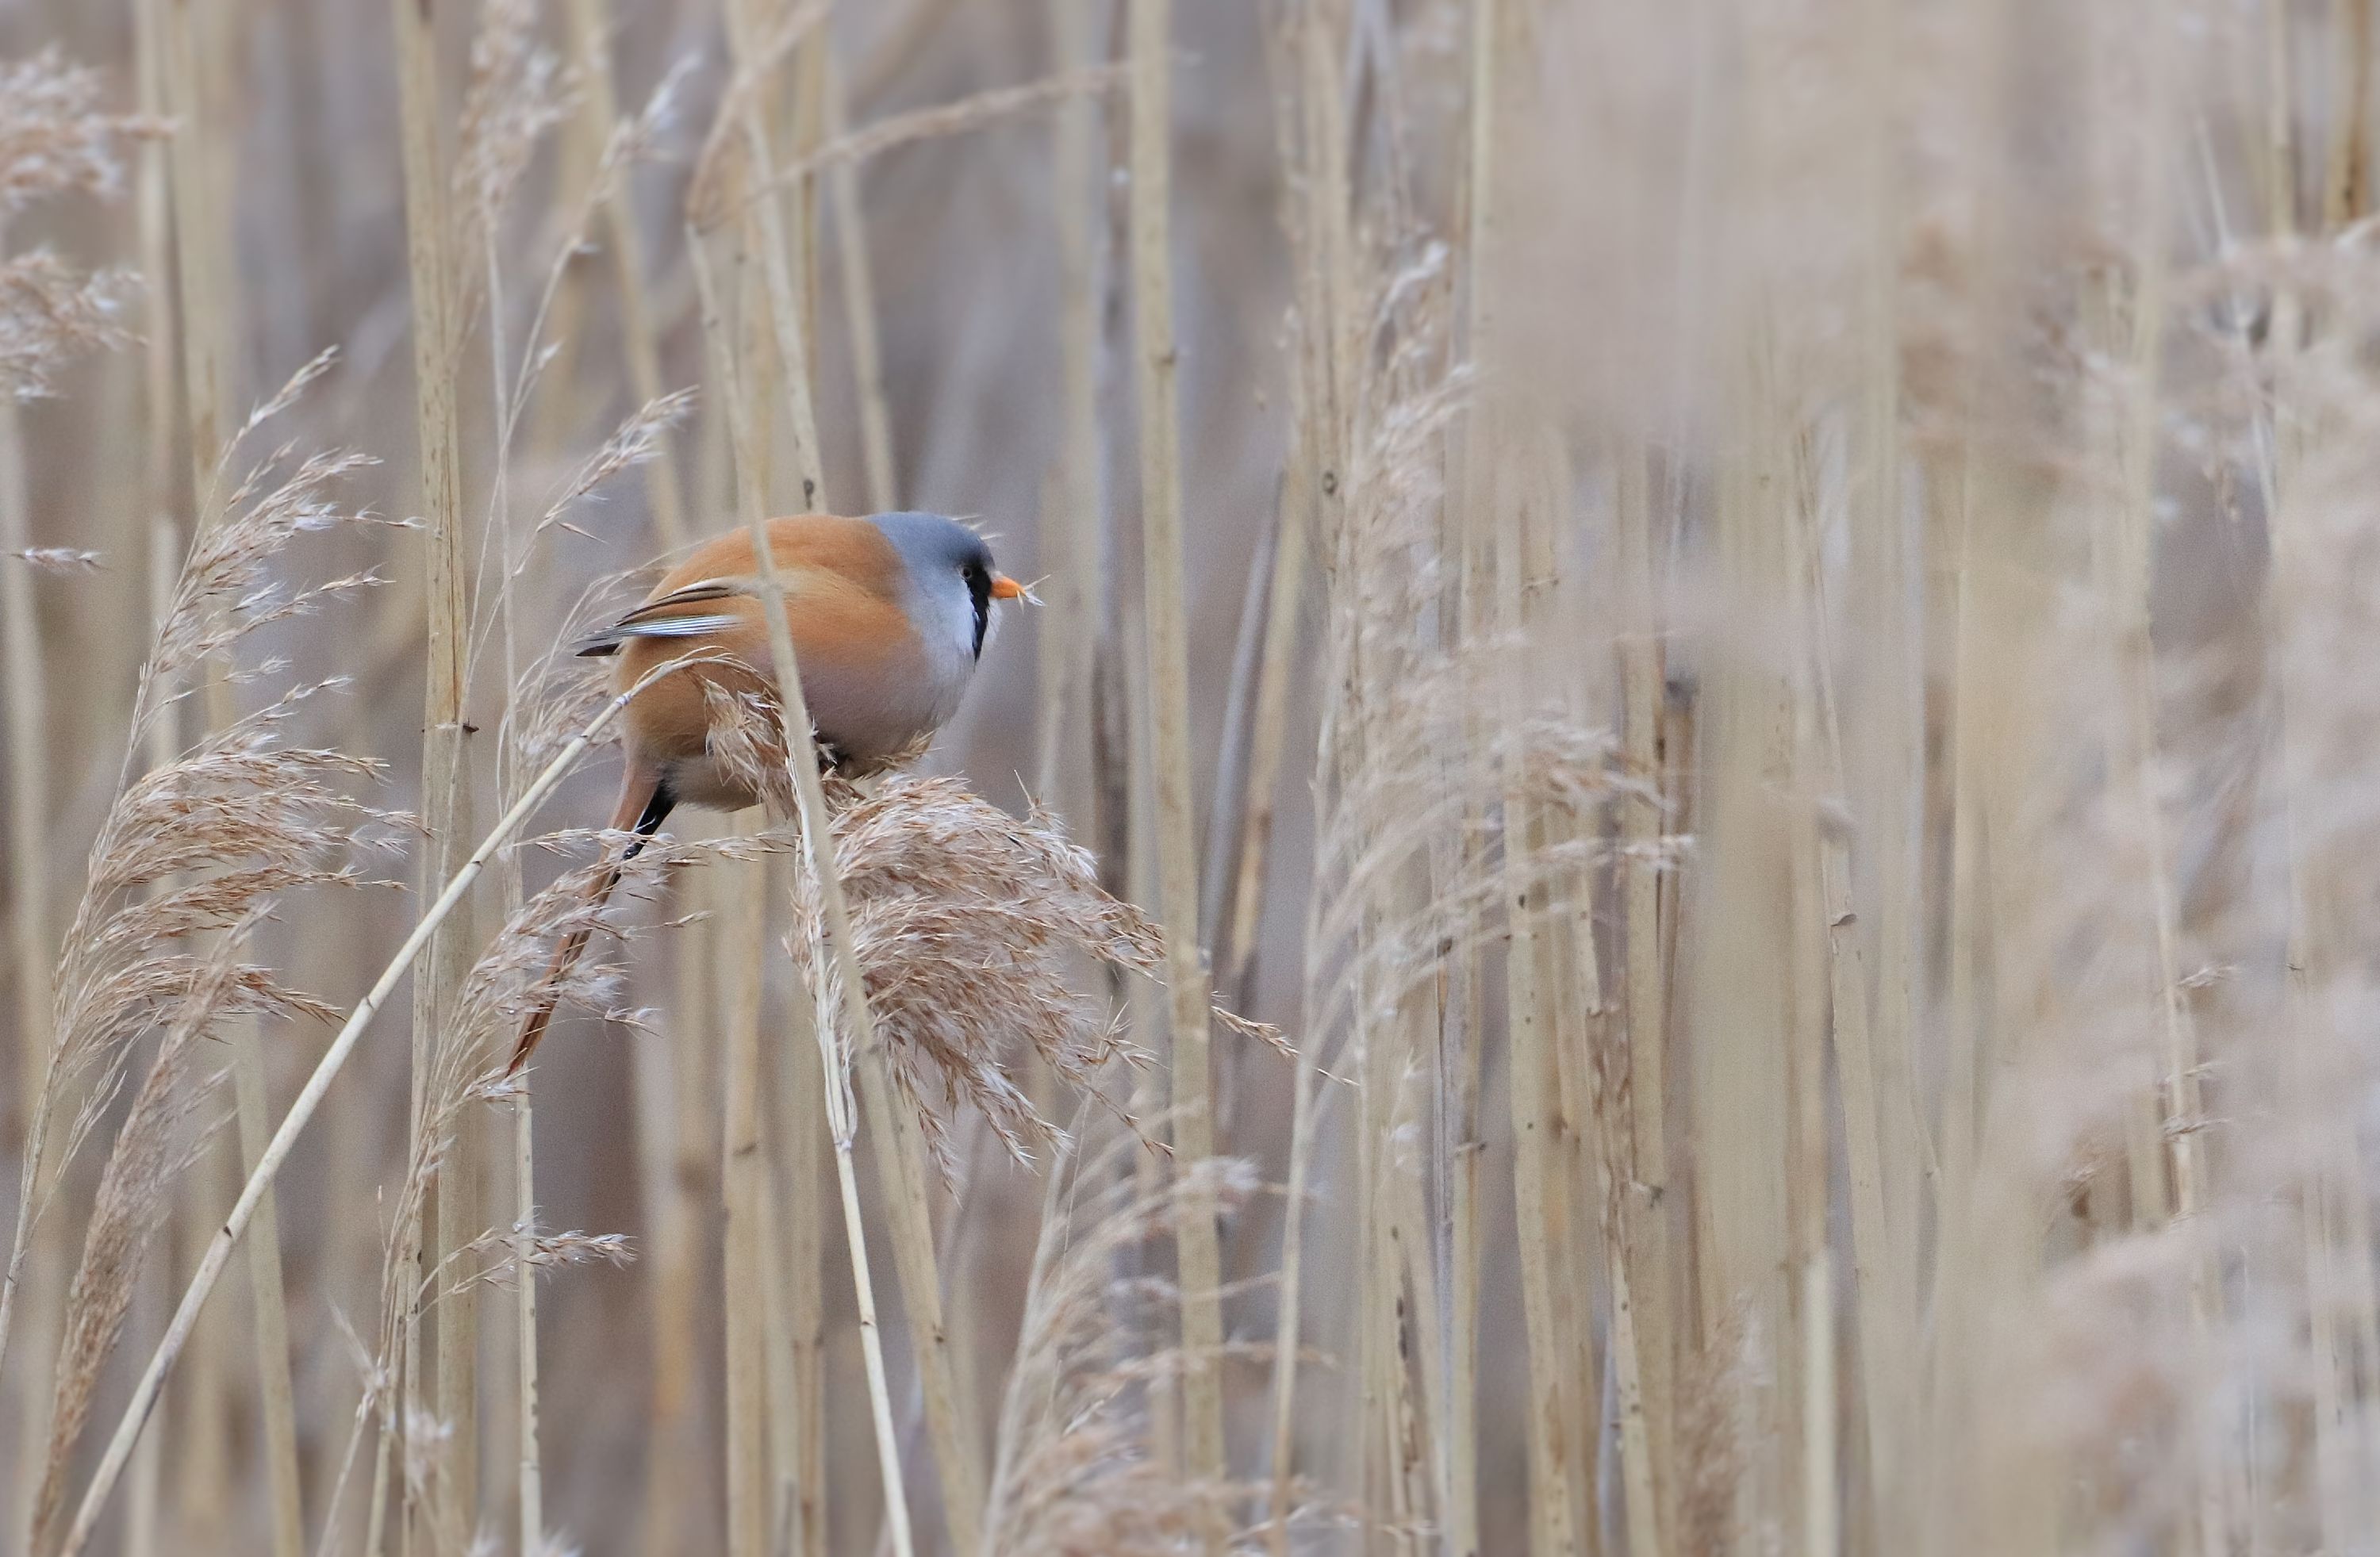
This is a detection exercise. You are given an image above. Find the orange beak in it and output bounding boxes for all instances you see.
[990,573,1028,601]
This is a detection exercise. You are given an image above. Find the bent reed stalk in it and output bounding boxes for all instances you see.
[56,662,689,1557]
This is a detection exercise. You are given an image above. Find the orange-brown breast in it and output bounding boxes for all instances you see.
[614,514,935,774]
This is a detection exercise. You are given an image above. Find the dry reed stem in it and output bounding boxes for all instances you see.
[1263,1019,1318,1557]
[1216,443,1308,1009]
[0,284,54,1557]
[691,229,918,1557]
[1199,494,1279,960]
[148,12,312,1552]
[722,817,771,1557]
[1257,7,1355,1548]
[1033,0,1106,815]
[821,52,894,512]
[386,0,479,1543]
[769,934,827,1557]
[716,0,828,504]
[1126,0,1229,1518]
[0,359,52,1252]
[714,15,995,1551]
[636,810,720,1555]
[757,1154,801,1554]
[1835,3,1920,1542]
[1466,2,1580,1550]
[711,14,993,1538]
[1781,450,1836,1557]
[510,1087,543,1557]
[1688,332,1801,1544]
[1496,564,1580,1557]
[766,65,1131,196]
[120,517,179,1557]
[559,0,689,550]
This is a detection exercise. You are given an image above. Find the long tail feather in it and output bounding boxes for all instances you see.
[507,765,674,1073]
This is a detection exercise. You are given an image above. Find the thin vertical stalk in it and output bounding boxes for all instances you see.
[0,314,50,1337]
[1495,494,1582,1557]
[1127,0,1228,1511]
[562,0,691,550]
[121,520,180,1557]
[158,4,306,1549]
[1199,496,1280,952]
[1572,807,1660,1557]
[2325,0,2373,225]
[1217,446,1310,1007]
[0,227,54,1551]
[722,819,772,1557]
[720,17,985,1536]
[1689,333,1799,1539]
[1610,447,1676,1547]
[511,1093,543,1556]
[2265,0,2299,238]
[721,0,827,505]
[388,0,478,1544]
[1841,2,1922,1545]
[1119,618,1180,1482]
[759,1171,801,1551]
[771,948,828,1557]
[1354,897,1392,1547]
[1034,0,1106,811]
[1785,439,1837,1557]
[638,816,719,1554]
[1264,1016,1319,1555]
[1469,0,1581,1549]
[693,234,916,1557]
[823,51,896,511]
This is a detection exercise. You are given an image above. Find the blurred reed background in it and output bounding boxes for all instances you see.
[4,0,2380,1553]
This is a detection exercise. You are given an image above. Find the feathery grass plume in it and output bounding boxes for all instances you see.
[44,681,403,1178]
[30,936,246,1547]
[9,546,100,571]
[688,670,1280,1176]
[0,47,163,399]
[0,250,131,400]
[1311,642,1665,1041]
[528,386,697,545]
[783,768,1289,1180]
[453,0,576,338]
[0,47,163,211]
[0,399,396,1381]
[982,1136,1273,1557]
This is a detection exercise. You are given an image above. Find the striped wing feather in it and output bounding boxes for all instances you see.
[575,580,761,657]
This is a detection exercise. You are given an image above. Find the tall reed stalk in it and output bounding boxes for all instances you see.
[386,0,479,1543]
[155,4,305,1549]
[1125,0,1228,1518]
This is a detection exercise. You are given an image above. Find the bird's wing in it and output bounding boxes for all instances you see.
[574,577,766,657]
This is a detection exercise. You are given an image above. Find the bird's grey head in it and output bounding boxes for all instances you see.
[867,511,1004,662]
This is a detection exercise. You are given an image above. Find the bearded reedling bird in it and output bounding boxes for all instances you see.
[508,511,1028,1071]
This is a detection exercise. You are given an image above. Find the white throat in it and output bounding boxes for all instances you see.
[908,568,979,723]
